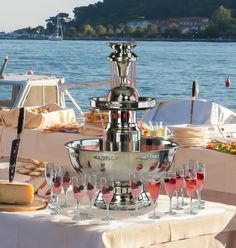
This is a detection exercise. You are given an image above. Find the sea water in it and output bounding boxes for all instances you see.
[0,40,235,113]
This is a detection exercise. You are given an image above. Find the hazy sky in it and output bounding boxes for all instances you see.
[0,0,98,32]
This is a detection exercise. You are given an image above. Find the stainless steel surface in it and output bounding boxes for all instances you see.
[90,96,156,110]
[65,137,178,182]
[65,42,177,210]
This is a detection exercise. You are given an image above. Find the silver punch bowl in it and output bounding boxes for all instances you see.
[65,137,178,182]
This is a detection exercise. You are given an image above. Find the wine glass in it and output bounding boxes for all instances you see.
[180,164,188,206]
[147,173,161,219]
[188,159,198,171]
[72,176,85,221]
[51,166,63,215]
[196,162,205,210]
[164,171,176,215]
[85,173,97,219]
[60,167,71,208]
[130,172,143,216]
[174,167,184,210]
[100,175,115,221]
[45,162,55,209]
[185,169,197,215]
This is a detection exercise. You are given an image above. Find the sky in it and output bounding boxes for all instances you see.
[0,0,98,32]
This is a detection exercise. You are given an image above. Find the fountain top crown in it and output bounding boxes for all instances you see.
[108,42,138,63]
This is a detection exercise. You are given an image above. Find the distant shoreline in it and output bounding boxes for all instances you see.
[1,37,236,42]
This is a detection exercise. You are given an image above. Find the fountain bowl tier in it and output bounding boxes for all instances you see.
[65,137,178,181]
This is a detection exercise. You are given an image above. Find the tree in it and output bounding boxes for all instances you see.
[212,5,232,32]
[95,25,107,36]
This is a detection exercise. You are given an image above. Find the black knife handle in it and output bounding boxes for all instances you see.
[17,107,24,136]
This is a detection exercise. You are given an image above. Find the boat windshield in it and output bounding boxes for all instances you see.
[0,83,21,108]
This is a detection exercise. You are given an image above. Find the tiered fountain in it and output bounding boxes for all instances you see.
[65,42,177,210]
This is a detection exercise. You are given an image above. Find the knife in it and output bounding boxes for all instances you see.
[9,107,25,182]
[190,77,199,124]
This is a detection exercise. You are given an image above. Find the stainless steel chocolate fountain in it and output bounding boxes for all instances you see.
[65,42,178,210]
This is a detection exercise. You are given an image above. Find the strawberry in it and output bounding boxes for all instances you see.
[73,186,80,193]
[102,186,109,194]
[131,181,138,189]
[170,178,176,184]
[87,182,94,190]
[164,178,169,183]
[108,186,114,191]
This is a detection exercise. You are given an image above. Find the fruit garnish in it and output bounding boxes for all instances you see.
[87,182,94,190]
[102,186,109,194]
[108,186,114,191]
[137,181,142,186]
[73,186,80,193]
[164,178,169,183]
[131,181,138,189]
[79,185,84,191]
[185,176,190,180]
[170,178,176,184]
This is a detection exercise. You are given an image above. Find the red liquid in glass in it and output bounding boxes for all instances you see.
[164,178,176,196]
[148,180,161,200]
[176,176,183,192]
[185,178,196,198]
[197,172,205,191]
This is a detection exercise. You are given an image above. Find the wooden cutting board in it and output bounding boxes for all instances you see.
[0,198,47,212]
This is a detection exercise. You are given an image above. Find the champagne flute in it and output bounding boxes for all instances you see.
[60,167,71,208]
[147,173,161,219]
[85,173,97,219]
[130,172,143,216]
[185,169,197,215]
[100,175,115,221]
[45,162,55,209]
[188,159,198,171]
[174,167,184,210]
[164,171,176,215]
[72,176,85,221]
[196,162,205,210]
[180,164,188,206]
[51,166,63,215]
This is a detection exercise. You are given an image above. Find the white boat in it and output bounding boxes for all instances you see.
[48,14,63,41]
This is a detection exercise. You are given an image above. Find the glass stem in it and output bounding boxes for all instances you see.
[169,196,172,214]
[176,192,179,208]
[134,198,139,215]
[152,200,157,217]
[76,201,80,217]
[64,190,68,205]
[106,202,110,218]
[197,190,201,209]
[181,187,184,205]
[190,197,193,214]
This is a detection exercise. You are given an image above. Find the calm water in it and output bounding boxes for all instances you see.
[0,40,236,112]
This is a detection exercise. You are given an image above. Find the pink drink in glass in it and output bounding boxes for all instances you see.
[53,176,62,195]
[73,186,84,201]
[102,186,114,202]
[148,180,161,201]
[62,173,70,191]
[164,178,176,196]
[197,172,205,191]
[131,181,142,198]
[185,178,196,198]
[176,174,183,192]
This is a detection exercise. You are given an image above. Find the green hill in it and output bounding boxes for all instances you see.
[72,0,236,25]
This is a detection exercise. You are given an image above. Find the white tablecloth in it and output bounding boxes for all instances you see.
[0,163,235,248]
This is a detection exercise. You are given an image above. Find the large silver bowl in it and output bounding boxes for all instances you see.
[65,137,178,181]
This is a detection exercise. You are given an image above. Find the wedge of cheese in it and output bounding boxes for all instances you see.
[0,180,34,205]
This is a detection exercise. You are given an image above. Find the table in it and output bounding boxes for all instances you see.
[0,164,235,248]
[0,126,235,205]
[0,194,235,248]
